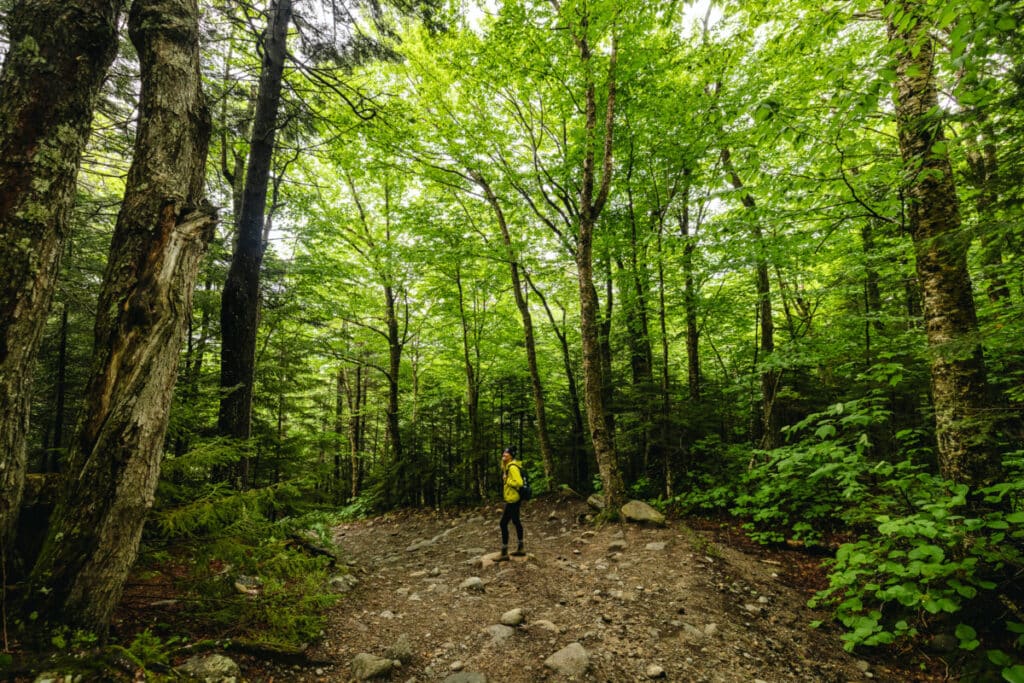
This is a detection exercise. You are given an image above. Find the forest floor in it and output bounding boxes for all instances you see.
[235,492,947,683]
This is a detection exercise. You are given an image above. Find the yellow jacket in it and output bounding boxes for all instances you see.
[502,459,524,503]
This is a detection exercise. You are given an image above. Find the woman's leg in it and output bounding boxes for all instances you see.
[500,504,513,546]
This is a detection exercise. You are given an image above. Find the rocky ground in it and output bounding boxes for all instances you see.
[245,493,924,682]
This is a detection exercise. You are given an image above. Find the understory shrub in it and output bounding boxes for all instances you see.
[146,475,346,648]
[809,458,1024,679]
[678,387,1024,678]
[731,398,888,546]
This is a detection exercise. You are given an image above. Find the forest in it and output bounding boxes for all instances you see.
[0,0,1022,679]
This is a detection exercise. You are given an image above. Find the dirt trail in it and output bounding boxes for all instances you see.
[268,494,903,683]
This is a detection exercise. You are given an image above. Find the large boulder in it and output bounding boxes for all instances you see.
[621,500,666,526]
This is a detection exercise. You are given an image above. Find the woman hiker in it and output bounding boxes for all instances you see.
[499,447,526,560]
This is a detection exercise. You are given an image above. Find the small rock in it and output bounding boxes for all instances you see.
[544,642,590,677]
[621,500,666,526]
[500,608,525,626]
[354,655,397,679]
[329,574,359,593]
[484,624,516,641]
[443,673,487,683]
[927,633,958,653]
[645,663,666,679]
[459,577,485,592]
[385,634,415,664]
[856,659,871,672]
[176,654,241,681]
[645,542,667,551]
[608,540,628,553]
[530,619,559,632]
[450,660,464,671]
[587,494,605,510]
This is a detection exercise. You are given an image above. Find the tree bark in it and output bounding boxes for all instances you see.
[454,265,483,497]
[52,303,70,468]
[219,0,293,487]
[720,148,779,450]
[473,173,556,483]
[341,364,365,499]
[0,0,123,572]
[888,4,999,487]
[679,198,701,402]
[27,0,214,633]
[571,22,625,510]
[528,276,589,489]
[963,118,1010,305]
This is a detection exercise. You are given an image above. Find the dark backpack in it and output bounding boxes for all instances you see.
[515,464,532,501]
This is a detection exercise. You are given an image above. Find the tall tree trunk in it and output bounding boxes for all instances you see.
[657,210,673,497]
[861,219,885,365]
[679,199,701,402]
[623,169,655,468]
[0,0,123,572]
[27,0,214,633]
[454,266,483,498]
[51,303,70,471]
[721,148,779,450]
[570,19,625,510]
[964,119,1010,305]
[219,0,292,487]
[334,369,345,502]
[384,282,406,503]
[528,276,589,489]
[473,173,556,483]
[887,3,999,487]
[342,364,364,500]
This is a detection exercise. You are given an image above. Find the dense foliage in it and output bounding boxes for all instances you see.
[3,0,1022,677]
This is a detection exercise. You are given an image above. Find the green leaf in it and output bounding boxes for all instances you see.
[1003,664,1024,683]
[990,650,1014,667]
[956,624,977,641]
[996,16,1017,31]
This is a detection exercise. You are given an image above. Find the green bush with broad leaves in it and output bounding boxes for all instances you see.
[730,398,887,546]
[809,460,1024,679]
[674,384,1024,679]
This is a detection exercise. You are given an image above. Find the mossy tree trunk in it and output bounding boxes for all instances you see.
[888,3,1000,487]
[571,17,625,511]
[27,0,214,634]
[0,0,124,573]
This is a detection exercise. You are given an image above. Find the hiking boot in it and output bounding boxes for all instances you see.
[498,545,510,561]
[511,542,525,556]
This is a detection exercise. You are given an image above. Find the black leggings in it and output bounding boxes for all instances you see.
[500,501,523,546]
